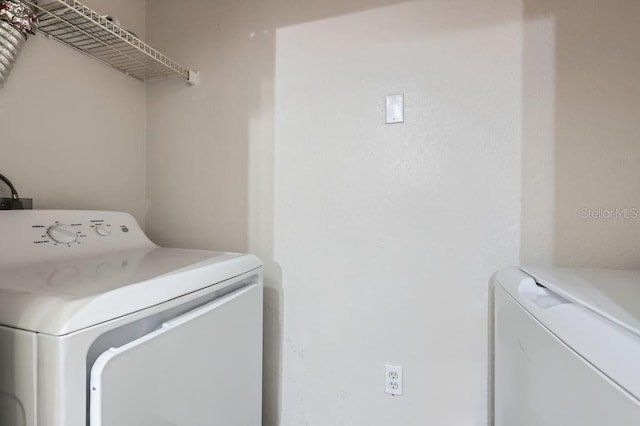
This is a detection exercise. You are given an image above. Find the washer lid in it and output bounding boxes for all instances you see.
[495,267,640,401]
[0,248,262,336]
[521,266,640,339]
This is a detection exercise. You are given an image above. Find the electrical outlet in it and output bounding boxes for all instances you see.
[384,364,403,396]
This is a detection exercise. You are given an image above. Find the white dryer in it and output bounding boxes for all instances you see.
[494,267,640,425]
[0,210,263,426]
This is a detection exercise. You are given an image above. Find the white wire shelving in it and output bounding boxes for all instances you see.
[22,0,198,83]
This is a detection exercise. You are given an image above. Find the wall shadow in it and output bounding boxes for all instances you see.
[521,0,640,270]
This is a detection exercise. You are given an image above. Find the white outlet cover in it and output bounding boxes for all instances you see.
[384,364,403,396]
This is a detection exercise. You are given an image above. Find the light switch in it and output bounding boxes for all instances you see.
[385,94,404,124]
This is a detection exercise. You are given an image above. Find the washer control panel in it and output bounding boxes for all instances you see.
[0,210,155,267]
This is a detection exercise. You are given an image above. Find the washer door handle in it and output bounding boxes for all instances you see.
[518,277,570,310]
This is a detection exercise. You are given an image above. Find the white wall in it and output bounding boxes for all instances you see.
[146,1,522,424]
[274,3,522,424]
[522,0,640,269]
[2,0,634,423]
[0,0,147,224]
[11,0,632,424]
[144,0,640,424]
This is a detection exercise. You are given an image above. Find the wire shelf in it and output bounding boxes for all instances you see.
[22,0,196,82]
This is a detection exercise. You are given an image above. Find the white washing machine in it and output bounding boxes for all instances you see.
[0,210,263,426]
[494,266,640,425]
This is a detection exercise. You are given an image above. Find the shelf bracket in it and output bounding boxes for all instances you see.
[187,70,200,86]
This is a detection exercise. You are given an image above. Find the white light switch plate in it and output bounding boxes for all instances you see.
[385,94,404,124]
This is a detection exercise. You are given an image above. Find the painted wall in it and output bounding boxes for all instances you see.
[274,3,522,424]
[146,1,522,424]
[145,0,640,424]
[1,0,634,423]
[521,0,640,269]
[0,0,147,224]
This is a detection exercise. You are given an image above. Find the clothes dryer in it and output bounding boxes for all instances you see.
[0,210,263,426]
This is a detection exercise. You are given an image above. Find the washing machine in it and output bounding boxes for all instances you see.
[494,266,640,425]
[0,210,263,426]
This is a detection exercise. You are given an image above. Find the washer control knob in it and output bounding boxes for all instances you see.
[47,224,78,244]
[95,225,111,237]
